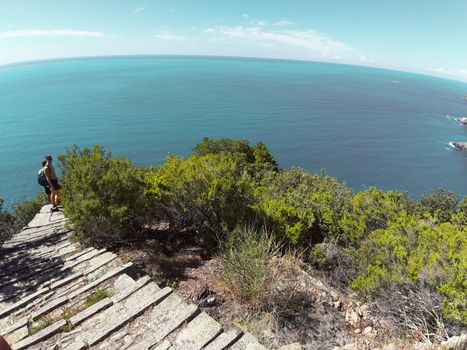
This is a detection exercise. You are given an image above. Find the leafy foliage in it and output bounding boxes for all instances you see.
[415,189,457,223]
[13,138,461,327]
[58,145,146,244]
[193,137,278,180]
[0,193,48,246]
[10,192,48,231]
[0,198,15,245]
[338,187,412,245]
[256,168,352,244]
[145,153,256,243]
[351,213,467,324]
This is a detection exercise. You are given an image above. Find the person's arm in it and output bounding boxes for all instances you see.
[0,336,12,350]
[44,167,53,186]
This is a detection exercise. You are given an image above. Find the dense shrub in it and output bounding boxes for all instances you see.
[351,212,467,324]
[0,198,15,245]
[193,137,278,180]
[255,168,352,244]
[145,153,256,244]
[415,188,458,223]
[10,192,48,231]
[338,187,413,245]
[0,194,48,246]
[58,145,146,244]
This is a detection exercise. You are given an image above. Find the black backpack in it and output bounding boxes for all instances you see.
[37,168,47,186]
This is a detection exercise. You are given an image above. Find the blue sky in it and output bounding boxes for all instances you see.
[1,0,466,81]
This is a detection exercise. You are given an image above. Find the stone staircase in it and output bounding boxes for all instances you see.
[0,205,266,350]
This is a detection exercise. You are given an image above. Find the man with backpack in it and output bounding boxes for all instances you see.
[38,160,51,203]
[44,154,61,212]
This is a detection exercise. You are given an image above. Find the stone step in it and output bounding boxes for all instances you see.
[171,311,222,350]
[11,319,66,350]
[203,328,242,350]
[69,297,113,327]
[229,332,267,350]
[1,227,69,250]
[0,288,51,319]
[0,249,107,304]
[124,294,199,350]
[0,232,71,266]
[28,263,135,321]
[68,283,172,350]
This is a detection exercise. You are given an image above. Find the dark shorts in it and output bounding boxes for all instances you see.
[44,185,51,195]
[51,179,62,190]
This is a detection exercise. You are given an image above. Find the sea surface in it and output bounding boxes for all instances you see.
[0,56,466,207]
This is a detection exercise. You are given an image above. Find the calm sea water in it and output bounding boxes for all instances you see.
[0,56,466,207]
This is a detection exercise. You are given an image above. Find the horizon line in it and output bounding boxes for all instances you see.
[1,54,467,85]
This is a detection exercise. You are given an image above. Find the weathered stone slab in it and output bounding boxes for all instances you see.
[77,251,117,273]
[69,297,113,327]
[31,296,67,321]
[84,285,172,347]
[152,339,173,350]
[67,262,133,300]
[203,328,241,350]
[111,275,151,303]
[0,287,50,318]
[28,209,66,227]
[3,326,28,345]
[230,332,267,350]
[12,319,66,350]
[171,311,222,350]
[49,271,84,290]
[125,294,199,350]
[0,318,28,336]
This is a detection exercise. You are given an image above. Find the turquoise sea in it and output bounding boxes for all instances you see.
[0,56,466,207]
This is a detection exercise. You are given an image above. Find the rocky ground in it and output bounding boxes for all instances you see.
[115,227,467,350]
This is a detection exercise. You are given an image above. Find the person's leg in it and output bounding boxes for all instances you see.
[45,186,51,203]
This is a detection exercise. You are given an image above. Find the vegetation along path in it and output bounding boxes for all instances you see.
[0,205,266,350]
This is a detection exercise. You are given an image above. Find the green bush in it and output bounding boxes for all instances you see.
[351,212,467,324]
[193,137,278,180]
[145,153,256,244]
[220,226,279,302]
[255,168,352,244]
[338,187,412,245]
[10,192,48,231]
[0,194,48,246]
[415,189,458,223]
[0,198,15,245]
[58,145,146,244]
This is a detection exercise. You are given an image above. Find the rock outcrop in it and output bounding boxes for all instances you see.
[450,141,467,150]
[0,205,266,349]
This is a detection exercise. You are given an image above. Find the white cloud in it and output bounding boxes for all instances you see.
[242,13,249,19]
[154,31,185,42]
[0,29,106,38]
[133,6,145,13]
[250,20,267,27]
[273,20,296,26]
[204,26,353,56]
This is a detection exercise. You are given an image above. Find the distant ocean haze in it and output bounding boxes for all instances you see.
[0,56,466,207]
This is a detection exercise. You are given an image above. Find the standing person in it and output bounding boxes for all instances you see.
[38,160,52,203]
[44,154,61,212]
